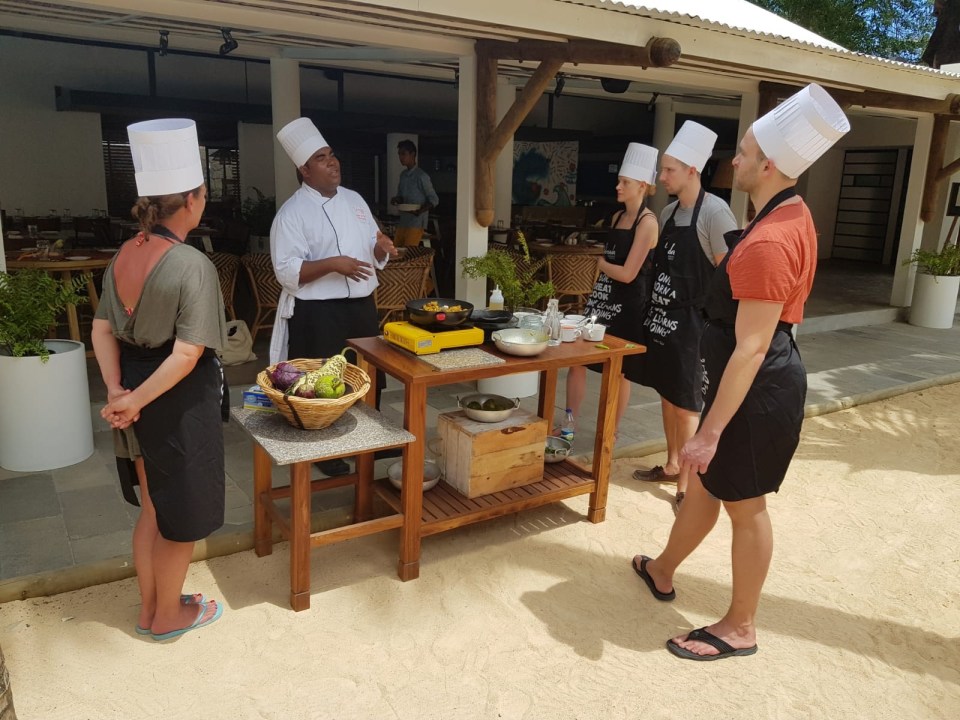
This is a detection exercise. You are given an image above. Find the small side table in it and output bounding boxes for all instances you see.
[231,403,415,611]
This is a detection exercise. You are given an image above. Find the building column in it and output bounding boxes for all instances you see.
[649,97,675,217]
[730,89,759,226]
[455,53,487,306]
[493,77,515,229]
[891,114,936,307]
[270,58,301,205]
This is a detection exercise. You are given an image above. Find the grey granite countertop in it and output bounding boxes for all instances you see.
[230,403,414,466]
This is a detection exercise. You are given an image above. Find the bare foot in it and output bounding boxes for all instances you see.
[669,621,756,658]
[139,593,205,633]
[151,600,219,637]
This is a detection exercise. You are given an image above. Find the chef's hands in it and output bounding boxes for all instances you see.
[376,231,399,259]
[679,428,720,476]
[331,256,374,281]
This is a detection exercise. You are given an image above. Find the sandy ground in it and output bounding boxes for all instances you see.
[1,383,959,720]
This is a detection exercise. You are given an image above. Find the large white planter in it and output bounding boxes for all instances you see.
[909,273,960,329]
[0,339,94,472]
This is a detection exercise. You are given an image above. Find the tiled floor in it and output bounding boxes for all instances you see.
[2,259,959,585]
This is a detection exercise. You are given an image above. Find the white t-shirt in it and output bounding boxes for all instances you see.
[659,192,737,265]
[271,183,387,300]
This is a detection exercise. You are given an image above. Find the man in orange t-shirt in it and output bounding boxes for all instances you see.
[632,84,850,662]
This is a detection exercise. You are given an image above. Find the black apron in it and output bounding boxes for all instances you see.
[116,341,226,542]
[698,188,807,502]
[583,206,654,383]
[642,189,717,411]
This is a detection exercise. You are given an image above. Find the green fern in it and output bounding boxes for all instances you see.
[460,231,554,310]
[0,270,90,361]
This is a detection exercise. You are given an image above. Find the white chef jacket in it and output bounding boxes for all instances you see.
[268,183,389,364]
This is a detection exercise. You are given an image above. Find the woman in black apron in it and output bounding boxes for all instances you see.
[564,170,657,439]
[641,187,716,409]
[92,118,227,642]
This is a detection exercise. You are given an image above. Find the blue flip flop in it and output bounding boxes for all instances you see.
[151,600,223,642]
[135,593,206,635]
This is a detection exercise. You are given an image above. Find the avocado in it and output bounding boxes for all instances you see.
[467,401,482,410]
[482,399,498,411]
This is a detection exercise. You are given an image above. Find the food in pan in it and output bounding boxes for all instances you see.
[422,301,463,312]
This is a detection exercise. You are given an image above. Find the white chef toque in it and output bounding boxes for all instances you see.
[619,142,658,184]
[127,119,205,197]
[664,121,717,173]
[752,83,850,179]
[277,117,329,168]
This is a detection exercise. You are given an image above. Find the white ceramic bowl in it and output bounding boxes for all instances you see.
[388,459,442,491]
[491,328,550,357]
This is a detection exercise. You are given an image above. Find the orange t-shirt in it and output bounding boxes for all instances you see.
[727,199,817,324]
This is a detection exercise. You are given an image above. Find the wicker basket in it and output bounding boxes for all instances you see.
[256,358,371,430]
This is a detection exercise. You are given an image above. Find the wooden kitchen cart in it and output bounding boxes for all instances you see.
[347,334,645,582]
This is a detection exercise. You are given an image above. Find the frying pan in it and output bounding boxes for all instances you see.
[405,298,474,327]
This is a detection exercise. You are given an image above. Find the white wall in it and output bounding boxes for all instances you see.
[237,122,276,200]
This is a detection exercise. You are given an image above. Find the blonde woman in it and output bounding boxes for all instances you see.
[564,143,659,438]
[92,119,227,641]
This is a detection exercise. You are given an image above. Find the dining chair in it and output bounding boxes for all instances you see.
[374,247,435,327]
[546,254,600,314]
[209,252,241,320]
[240,253,283,342]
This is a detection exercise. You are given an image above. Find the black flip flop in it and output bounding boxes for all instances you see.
[666,627,758,661]
[632,555,676,601]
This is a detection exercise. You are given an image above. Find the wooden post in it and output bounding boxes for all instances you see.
[921,115,950,222]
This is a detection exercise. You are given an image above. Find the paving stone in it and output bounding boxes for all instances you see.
[0,473,59,524]
[0,515,73,579]
[70,530,132,566]
[60,484,135,540]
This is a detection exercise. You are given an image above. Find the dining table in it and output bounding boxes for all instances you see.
[347,333,645,581]
[4,248,115,356]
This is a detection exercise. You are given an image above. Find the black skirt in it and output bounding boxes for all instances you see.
[117,343,225,542]
[698,323,806,501]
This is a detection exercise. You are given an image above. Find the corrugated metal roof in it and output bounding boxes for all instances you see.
[575,0,845,50]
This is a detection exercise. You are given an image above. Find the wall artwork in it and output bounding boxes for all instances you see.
[512,141,578,207]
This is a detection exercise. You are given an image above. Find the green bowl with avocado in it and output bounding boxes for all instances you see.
[457,393,520,423]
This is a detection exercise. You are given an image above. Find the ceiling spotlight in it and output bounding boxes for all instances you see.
[553,73,566,98]
[158,30,169,57]
[219,27,238,56]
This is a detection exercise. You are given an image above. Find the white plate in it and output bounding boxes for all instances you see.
[95,247,119,253]
[66,255,91,260]
[396,203,419,212]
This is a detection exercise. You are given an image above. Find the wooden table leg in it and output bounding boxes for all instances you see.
[289,461,311,611]
[588,355,623,523]
[253,444,273,557]
[538,368,559,421]
[61,270,81,343]
[355,451,374,522]
[398,383,426,581]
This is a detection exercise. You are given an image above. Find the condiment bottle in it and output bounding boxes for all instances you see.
[488,286,504,310]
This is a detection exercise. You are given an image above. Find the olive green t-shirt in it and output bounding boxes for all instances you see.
[96,243,227,351]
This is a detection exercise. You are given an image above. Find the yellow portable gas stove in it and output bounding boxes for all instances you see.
[383,321,484,355]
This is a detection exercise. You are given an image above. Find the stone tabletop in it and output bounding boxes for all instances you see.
[230,403,414,466]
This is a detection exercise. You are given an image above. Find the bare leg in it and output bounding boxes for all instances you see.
[637,474,720,595]
[660,398,680,476]
[133,458,160,630]
[673,406,700,496]
[565,365,587,427]
[669,495,771,656]
[148,537,206,636]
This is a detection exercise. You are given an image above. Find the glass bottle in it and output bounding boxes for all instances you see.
[544,299,561,346]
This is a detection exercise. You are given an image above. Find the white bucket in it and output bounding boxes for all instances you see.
[478,371,540,399]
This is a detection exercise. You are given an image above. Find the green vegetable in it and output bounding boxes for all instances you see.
[482,399,498,411]
[594,343,610,350]
[315,375,346,399]
[467,401,482,410]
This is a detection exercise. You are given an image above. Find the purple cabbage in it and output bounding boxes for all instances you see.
[269,361,304,391]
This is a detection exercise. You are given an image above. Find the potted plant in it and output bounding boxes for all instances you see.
[241,186,276,254]
[0,269,95,471]
[904,243,960,329]
[460,231,554,310]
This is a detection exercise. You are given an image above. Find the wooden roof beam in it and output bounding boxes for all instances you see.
[473,37,681,227]
[758,81,960,116]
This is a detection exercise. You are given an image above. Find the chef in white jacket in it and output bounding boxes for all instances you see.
[269,117,396,368]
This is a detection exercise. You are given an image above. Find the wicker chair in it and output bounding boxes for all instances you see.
[241,253,283,342]
[209,252,241,320]
[374,246,435,327]
[546,253,601,314]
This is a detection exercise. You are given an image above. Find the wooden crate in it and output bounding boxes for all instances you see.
[438,409,548,499]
